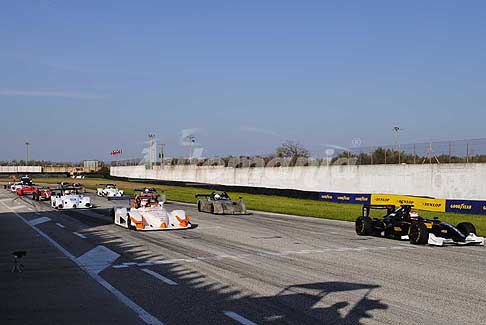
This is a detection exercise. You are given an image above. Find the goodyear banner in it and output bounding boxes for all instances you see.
[370,194,446,213]
[446,199,486,215]
[319,192,371,205]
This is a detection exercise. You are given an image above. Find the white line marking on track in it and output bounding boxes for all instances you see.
[223,311,258,325]
[56,223,65,228]
[28,216,51,226]
[12,205,27,210]
[76,246,119,274]
[0,198,11,202]
[142,269,178,286]
[73,232,88,239]
[0,201,163,325]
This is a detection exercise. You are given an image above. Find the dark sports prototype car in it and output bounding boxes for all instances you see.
[196,192,248,215]
[355,204,484,246]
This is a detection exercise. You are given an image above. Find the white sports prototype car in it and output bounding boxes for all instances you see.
[9,182,24,193]
[51,186,92,210]
[111,191,191,231]
[97,184,124,198]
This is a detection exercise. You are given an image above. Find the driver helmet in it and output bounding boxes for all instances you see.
[214,194,221,200]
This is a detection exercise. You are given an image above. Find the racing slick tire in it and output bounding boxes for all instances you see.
[355,216,373,236]
[409,222,429,245]
[127,216,135,231]
[198,201,202,212]
[457,222,476,236]
[110,208,115,223]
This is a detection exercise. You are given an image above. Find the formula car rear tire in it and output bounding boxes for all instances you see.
[457,222,476,236]
[198,201,202,212]
[110,208,115,223]
[355,216,373,236]
[409,222,429,245]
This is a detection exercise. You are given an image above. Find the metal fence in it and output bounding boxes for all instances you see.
[107,138,486,167]
[330,138,486,165]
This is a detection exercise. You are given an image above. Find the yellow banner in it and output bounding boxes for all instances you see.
[370,194,446,212]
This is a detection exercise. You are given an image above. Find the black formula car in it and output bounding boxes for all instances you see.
[196,192,248,215]
[355,205,484,246]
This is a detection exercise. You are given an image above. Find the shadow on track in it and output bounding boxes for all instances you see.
[3,208,389,324]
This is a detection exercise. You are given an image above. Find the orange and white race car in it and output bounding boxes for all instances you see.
[110,190,192,231]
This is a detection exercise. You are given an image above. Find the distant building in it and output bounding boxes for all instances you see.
[82,160,102,172]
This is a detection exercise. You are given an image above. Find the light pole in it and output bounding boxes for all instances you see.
[148,134,156,168]
[393,126,401,164]
[186,135,196,160]
[25,142,30,166]
[158,143,165,165]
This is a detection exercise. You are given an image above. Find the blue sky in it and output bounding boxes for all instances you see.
[1,1,485,161]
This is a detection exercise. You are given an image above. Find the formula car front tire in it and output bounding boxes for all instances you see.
[198,201,202,212]
[457,222,476,236]
[409,222,429,245]
[355,216,373,236]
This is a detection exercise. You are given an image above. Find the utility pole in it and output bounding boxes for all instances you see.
[25,142,30,166]
[393,126,401,164]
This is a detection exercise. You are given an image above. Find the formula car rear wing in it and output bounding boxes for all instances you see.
[362,204,396,217]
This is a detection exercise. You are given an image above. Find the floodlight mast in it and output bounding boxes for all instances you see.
[393,126,401,164]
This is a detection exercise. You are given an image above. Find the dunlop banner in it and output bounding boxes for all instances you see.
[446,199,486,215]
[370,194,446,213]
[319,192,371,205]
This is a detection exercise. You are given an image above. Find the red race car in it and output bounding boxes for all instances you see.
[32,186,52,201]
[17,184,36,196]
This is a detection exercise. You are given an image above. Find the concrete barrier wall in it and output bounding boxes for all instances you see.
[110,163,486,200]
[0,166,42,174]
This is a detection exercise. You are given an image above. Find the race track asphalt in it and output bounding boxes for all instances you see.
[1,187,485,324]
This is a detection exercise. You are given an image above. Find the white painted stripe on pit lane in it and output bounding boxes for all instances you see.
[0,201,163,325]
[73,232,88,239]
[223,311,258,325]
[56,223,65,228]
[12,205,27,210]
[0,198,12,202]
[28,216,51,226]
[77,246,119,274]
[142,269,178,286]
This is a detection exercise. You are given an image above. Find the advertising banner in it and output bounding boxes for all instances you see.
[445,199,486,215]
[319,192,371,205]
[370,194,446,212]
